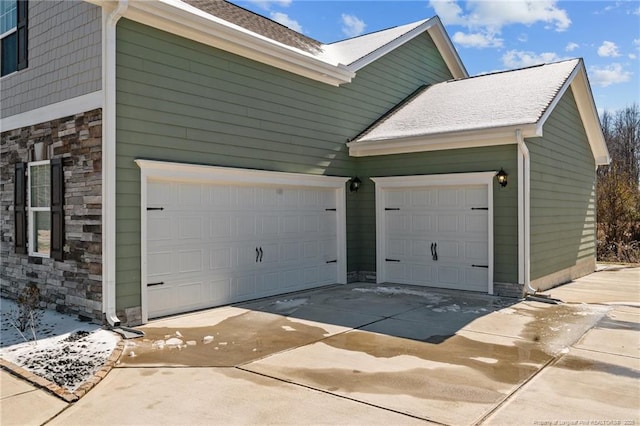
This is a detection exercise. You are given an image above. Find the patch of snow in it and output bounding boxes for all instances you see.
[432,304,461,313]
[0,298,120,392]
[202,335,214,344]
[164,337,183,346]
[272,298,308,311]
[469,357,499,364]
[281,325,296,332]
[352,287,447,304]
[186,340,197,346]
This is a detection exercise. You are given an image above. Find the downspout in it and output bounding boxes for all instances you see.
[516,129,536,295]
[102,0,128,326]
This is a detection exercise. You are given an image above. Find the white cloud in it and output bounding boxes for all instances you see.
[429,0,571,32]
[270,12,302,33]
[630,53,637,59]
[589,63,632,87]
[630,7,640,15]
[502,50,564,68]
[248,0,292,10]
[341,14,366,38]
[597,41,621,57]
[452,31,503,48]
[517,33,528,43]
[634,39,640,48]
[565,42,579,52]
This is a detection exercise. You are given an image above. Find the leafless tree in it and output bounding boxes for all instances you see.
[597,104,640,262]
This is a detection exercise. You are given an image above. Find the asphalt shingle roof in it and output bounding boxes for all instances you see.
[354,59,580,142]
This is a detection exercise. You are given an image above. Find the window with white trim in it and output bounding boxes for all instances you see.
[28,160,51,257]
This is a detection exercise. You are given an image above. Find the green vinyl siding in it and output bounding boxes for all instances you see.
[115,19,453,310]
[354,145,519,284]
[528,89,596,281]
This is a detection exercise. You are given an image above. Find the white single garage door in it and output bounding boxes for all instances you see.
[373,173,494,293]
[138,161,348,320]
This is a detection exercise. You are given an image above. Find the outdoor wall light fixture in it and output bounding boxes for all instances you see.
[496,168,508,187]
[349,177,362,192]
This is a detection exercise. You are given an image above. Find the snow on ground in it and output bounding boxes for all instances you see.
[0,298,120,392]
[271,298,309,311]
[352,286,447,304]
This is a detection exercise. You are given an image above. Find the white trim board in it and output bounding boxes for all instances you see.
[371,172,496,294]
[135,159,350,323]
[1,91,103,132]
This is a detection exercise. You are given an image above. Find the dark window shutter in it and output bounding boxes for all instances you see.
[14,163,27,254]
[16,1,28,71]
[50,158,65,261]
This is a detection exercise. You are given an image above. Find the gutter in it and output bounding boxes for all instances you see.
[516,129,537,295]
[101,0,128,327]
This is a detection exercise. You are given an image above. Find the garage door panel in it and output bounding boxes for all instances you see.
[148,250,172,277]
[178,182,203,205]
[412,214,432,232]
[211,215,232,239]
[410,239,430,257]
[179,216,203,240]
[148,216,173,241]
[210,247,232,270]
[437,214,461,233]
[465,215,487,233]
[178,249,203,274]
[437,240,460,259]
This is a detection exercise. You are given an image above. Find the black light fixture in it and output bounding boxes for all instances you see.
[496,168,508,187]
[349,176,362,192]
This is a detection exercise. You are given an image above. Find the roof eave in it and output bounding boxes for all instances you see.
[96,0,355,86]
[536,59,610,166]
[346,16,468,79]
[347,124,537,157]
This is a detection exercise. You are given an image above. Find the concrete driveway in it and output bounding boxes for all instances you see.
[6,266,640,425]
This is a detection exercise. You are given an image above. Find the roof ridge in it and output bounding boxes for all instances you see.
[457,58,580,83]
[327,19,429,45]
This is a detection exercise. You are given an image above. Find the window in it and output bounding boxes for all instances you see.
[1,1,27,77]
[28,161,51,257]
[14,158,64,260]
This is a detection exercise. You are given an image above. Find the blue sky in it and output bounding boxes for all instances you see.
[236,0,640,113]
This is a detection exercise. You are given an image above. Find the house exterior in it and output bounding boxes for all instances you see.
[0,0,609,326]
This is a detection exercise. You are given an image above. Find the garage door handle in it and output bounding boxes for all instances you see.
[472,264,489,268]
[147,282,164,287]
[259,247,263,262]
[256,247,260,263]
[385,258,400,262]
[431,243,438,261]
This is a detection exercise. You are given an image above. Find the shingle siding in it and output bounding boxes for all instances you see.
[0,0,101,118]
[528,88,596,281]
[114,18,452,314]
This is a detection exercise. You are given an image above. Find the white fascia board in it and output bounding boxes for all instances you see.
[123,1,354,86]
[347,124,537,157]
[571,67,610,166]
[426,17,468,79]
[135,159,350,188]
[535,60,610,166]
[346,17,468,80]
[1,91,102,132]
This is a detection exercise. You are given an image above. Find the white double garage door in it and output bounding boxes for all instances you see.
[139,161,493,320]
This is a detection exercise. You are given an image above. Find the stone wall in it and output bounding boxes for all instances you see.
[0,108,103,321]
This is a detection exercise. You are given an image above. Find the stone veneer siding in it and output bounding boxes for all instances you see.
[0,109,103,321]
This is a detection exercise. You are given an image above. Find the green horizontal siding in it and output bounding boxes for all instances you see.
[115,19,453,311]
[528,89,596,281]
[354,145,519,284]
